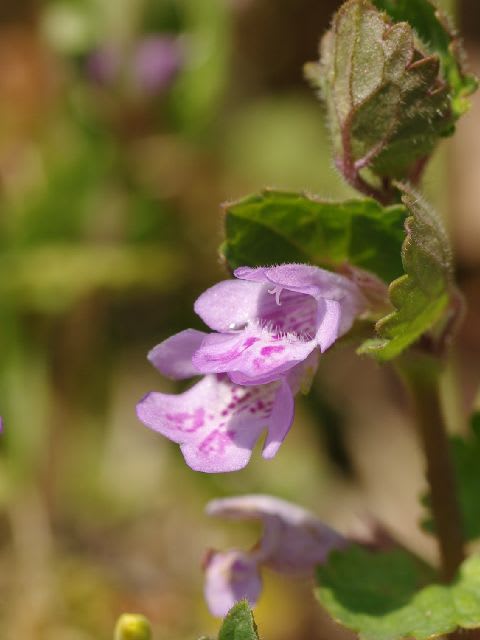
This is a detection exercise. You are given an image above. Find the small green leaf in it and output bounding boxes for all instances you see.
[316,546,480,640]
[218,601,260,640]
[114,614,152,640]
[222,190,406,284]
[307,0,463,184]
[359,185,454,360]
[372,0,478,117]
[423,413,480,542]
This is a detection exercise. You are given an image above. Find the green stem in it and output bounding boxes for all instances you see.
[401,359,465,582]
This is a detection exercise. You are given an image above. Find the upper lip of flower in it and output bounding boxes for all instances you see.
[191,263,366,385]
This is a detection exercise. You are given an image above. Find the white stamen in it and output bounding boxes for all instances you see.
[268,286,283,306]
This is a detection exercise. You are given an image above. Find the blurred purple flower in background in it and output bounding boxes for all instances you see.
[137,264,366,472]
[203,495,349,617]
[86,35,183,95]
[87,46,121,86]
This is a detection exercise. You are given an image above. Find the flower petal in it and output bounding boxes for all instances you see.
[137,375,294,473]
[261,381,294,459]
[194,280,267,332]
[233,266,269,283]
[286,351,320,395]
[192,328,316,384]
[260,514,348,574]
[148,329,207,379]
[256,288,319,338]
[206,494,317,523]
[204,550,262,618]
[315,298,342,352]
[265,263,365,304]
[207,495,348,575]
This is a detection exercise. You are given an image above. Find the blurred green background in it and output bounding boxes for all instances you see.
[0,0,479,638]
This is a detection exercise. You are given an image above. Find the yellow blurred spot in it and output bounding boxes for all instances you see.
[114,613,152,640]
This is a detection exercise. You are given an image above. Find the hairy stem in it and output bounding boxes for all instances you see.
[401,359,465,582]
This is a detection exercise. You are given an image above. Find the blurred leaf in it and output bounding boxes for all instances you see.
[218,601,260,640]
[0,245,187,313]
[359,185,454,360]
[372,0,478,117]
[224,96,353,197]
[304,385,353,477]
[169,0,230,135]
[307,0,456,183]
[3,131,114,247]
[142,0,185,33]
[423,413,480,542]
[316,546,480,640]
[222,190,406,283]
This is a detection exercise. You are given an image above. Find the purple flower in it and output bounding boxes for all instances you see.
[86,36,183,95]
[192,264,366,385]
[132,36,183,94]
[87,47,121,86]
[136,263,366,472]
[203,495,349,617]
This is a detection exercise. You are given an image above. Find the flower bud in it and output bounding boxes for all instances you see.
[114,613,152,640]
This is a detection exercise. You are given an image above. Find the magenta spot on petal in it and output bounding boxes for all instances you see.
[260,345,285,357]
[243,337,260,349]
[198,430,233,455]
[253,358,264,370]
[166,408,205,433]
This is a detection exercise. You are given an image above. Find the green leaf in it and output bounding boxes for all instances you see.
[306,0,460,182]
[372,0,478,118]
[359,185,454,360]
[222,190,406,284]
[218,601,260,640]
[423,413,480,542]
[316,546,480,640]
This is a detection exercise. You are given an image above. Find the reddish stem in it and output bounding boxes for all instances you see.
[401,359,465,583]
